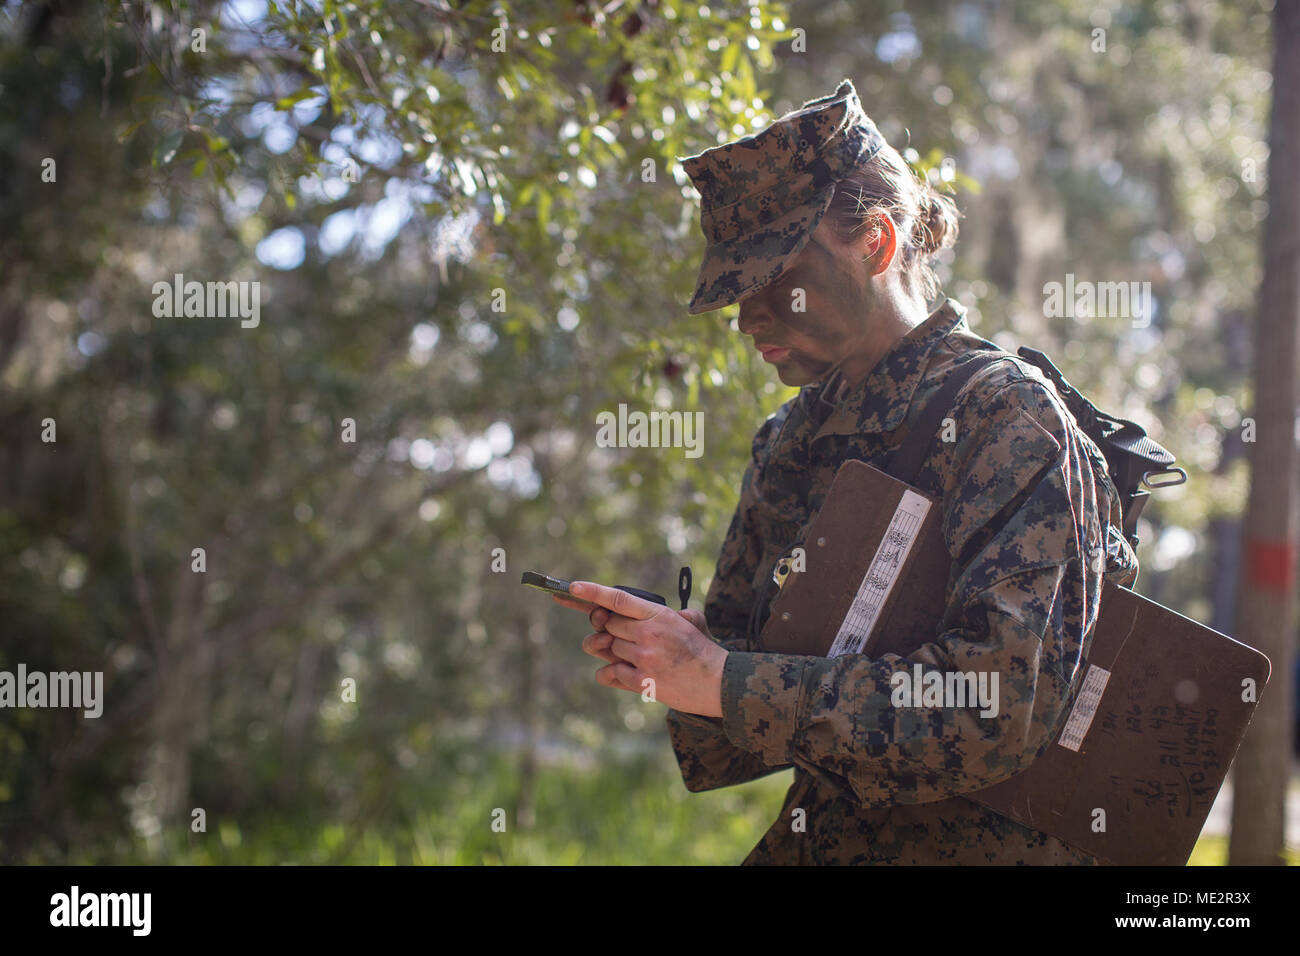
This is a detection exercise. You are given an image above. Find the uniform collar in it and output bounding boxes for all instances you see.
[813,297,969,437]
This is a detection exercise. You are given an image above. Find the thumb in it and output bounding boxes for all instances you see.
[677,608,711,636]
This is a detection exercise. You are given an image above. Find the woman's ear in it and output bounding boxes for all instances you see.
[860,213,899,275]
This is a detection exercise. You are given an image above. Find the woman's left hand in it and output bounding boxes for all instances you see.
[551,580,728,718]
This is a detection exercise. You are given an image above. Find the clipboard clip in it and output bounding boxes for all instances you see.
[771,545,801,590]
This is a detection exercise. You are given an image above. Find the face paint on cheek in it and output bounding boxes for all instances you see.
[787,349,835,377]
[773,308,847,377]
[767,239,871,383]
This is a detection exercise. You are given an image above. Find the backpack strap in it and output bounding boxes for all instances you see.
[748,348,1006,648]
[883,349,1008,486]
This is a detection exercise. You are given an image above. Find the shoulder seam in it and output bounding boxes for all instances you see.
[960,359,1068,419]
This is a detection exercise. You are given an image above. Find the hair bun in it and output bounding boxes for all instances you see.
[824,139,962,303]
[912,187,959,256]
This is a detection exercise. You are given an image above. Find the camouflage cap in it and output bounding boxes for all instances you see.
[679,79,886,315]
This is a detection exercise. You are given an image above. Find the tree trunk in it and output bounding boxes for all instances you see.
[1229,0,1300,867]
[513,603,545,831]
[278,640,323,800]
[146,560,209,842]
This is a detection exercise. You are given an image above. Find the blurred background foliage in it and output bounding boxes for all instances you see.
[0,0,1290,863]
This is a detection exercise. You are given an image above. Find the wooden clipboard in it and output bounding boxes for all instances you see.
[758,458,1272,865]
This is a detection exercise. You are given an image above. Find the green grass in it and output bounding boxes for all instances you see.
[1186,833,1300,866]
[35,751,1293,865]
[42,752,794,865]
[420,758,794,865]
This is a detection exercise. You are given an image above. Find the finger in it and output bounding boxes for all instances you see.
[678,608,710,635]
[595,660,642,694]
[589,606,611,631]
[551,592,597,614]
[608,635,643,667]
[569,581,658,621]
[581,631,619,664]
[600,611,657,645]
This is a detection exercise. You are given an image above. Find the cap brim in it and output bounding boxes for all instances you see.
[686,182,838,315]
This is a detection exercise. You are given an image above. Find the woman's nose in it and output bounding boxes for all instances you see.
[737,301,770,335]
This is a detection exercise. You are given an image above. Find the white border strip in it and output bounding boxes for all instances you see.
[828,490,931,658]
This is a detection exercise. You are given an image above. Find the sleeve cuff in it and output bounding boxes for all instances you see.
[667,708,722,730]
[720,651,808,765]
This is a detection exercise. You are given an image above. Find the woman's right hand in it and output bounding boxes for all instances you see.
[579,606,712,664]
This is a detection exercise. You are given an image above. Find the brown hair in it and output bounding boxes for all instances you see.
[823,141,960,303]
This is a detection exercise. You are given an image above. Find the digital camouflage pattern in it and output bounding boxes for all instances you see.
[666,298,1140,864]
[680,79,885,315]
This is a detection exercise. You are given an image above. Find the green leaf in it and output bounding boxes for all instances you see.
[721,38,739,76]
[275,88,317,110]
[737,52,755,101]
[153,130,184,167]
[203,132,230,155]
[117,119,148,144]
[537,190,552,231]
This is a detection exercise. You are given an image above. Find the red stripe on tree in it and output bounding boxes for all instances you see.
[1245,538,1298,592]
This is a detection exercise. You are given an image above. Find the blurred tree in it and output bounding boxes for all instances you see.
[0,0,790,860]
[1230,0,1298,867]
[0,0,1287,864]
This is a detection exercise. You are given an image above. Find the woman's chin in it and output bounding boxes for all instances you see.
[774,355,829,387]
[775,365,815,387]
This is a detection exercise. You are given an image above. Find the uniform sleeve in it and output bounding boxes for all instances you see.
[665,408,796,792]
[713,378,1137,807]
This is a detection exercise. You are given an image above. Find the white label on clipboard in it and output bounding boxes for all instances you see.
[828,489,931,658]
[1057,664,1111,752]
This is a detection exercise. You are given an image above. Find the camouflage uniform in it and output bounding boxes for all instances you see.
[669,80,1138,863]
[666,298,1139,864]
